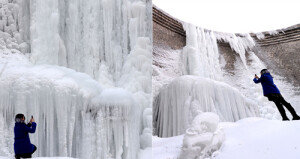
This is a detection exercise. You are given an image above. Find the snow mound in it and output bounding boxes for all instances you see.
[216,118,300,159]
[153,118,300,159]
[153,75,259,137]
[179,112,224,159]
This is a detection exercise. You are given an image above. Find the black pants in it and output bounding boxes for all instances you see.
[266,93,299,120]
[15,145,37,159]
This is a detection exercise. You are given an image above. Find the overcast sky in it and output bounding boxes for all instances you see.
[153,0,300,33]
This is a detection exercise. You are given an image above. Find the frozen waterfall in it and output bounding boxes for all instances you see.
[153,76,259,137]
[153,23,262,137]
[0,59,140,158]
[154,22,300,138]
[0,0,152,158]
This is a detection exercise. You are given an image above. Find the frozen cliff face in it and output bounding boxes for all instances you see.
[0,0,152,158]
[153,75,259,137]
[179,113,224,159]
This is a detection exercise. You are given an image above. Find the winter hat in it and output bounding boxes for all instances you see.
[260,69,269,75]
[15,114,25,123]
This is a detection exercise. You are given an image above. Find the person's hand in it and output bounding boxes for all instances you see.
[255,74,259,79]
[30,117,35,123]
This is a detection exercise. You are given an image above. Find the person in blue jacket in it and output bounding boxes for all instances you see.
[254,69,300,121]
[14,114,37,159]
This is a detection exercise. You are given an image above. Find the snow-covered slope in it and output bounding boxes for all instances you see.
[153,118,300,159]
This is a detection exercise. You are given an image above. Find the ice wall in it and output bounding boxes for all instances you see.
[0,0,152,158]
[0,54,141,158]
[153,76,259,137]
[27,0,151,81]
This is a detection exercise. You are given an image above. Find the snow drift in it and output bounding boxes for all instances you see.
[153,75,259,137]
[153,118,300,159]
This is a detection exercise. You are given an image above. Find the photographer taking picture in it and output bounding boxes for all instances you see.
[14,114,37,159]
[253,69,300,121]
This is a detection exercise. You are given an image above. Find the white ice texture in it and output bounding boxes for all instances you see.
[153,76,259,137]
[179,112,224,159]
[0,0,152,158]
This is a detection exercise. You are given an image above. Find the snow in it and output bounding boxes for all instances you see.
[179,113,224,159]
[154,75,259,137]
[0,0,152,158]
[153,118,300,159]
[152,45,184,97]
[255,32,265,40]
[217,118,300,159]
[152,135,184,159]
[268,30,279,35]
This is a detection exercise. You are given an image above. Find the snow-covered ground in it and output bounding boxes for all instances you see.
[153,118,300,159]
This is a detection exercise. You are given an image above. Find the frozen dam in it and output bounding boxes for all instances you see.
[153,6,300,137]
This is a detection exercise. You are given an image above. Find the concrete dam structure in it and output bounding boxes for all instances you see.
[153,6,300,89]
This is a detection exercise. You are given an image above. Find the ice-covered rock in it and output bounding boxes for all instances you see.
[153,75,259,137]
[179,112,224,159]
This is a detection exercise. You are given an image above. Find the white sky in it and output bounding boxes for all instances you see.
[153,0,300,33]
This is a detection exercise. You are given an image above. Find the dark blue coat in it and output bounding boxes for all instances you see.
[14,122,37,154]
[253,73,280,96]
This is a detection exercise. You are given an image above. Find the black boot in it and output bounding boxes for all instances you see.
[282,118,289,121]
[292,116,300,120]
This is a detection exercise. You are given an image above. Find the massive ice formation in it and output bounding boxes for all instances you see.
[153,76,259,137]
[0,58,141,159]
[179,112,224,159]
[153,22,266,137]
[0,0,152,158]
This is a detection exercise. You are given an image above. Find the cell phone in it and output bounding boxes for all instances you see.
[31,115,33,119]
